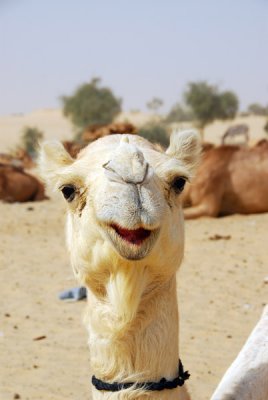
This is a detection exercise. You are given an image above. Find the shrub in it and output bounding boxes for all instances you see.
[248,103,268,116]
[138,124,169,148]
[61,77,122,132]
[165,103,194,123]
[217,91,239,119]
[21,126,44,157]
[146,97,164,113]
[184,81,239,131]
[264,120,268,135]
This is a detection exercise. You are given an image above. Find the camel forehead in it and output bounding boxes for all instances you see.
[80,134,157,154]
[67,134,190,185]
[77,134,168,168]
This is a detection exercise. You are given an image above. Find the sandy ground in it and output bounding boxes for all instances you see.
[0,196,267,400]
[0,109,74,153]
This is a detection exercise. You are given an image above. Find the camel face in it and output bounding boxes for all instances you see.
[91,138,166,260]
[40,130,200,269]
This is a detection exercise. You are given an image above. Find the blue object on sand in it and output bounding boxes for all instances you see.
[58,286,87,301]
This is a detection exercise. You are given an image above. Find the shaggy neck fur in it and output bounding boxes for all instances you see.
[84,266,186,400]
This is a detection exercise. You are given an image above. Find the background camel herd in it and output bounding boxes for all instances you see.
[1,122,268,220]
[183,138,268,218]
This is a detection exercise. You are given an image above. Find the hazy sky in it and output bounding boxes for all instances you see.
[0,0,267,115]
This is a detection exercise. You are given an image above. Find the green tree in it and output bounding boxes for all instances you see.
[184,81,239,135]
[146,97,164,113]
[248,103,268,116]
[217,91,239,119]
[21,126,43,157]
[184,82,219,129]
[138,123,169,147]
[264,120,268,135]
[165,102,194,123]
[61,78,122,131]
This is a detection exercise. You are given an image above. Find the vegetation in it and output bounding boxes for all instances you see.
[184,81,239,131]
[138,123,169,148]
[146,97,164,113]
[61,78,122,131]
[247,103,268,116]
[264,120,268,135]
[60,76,268,143]
[20,126,44,157]
[217,91,239,119]
[165,102,194,123]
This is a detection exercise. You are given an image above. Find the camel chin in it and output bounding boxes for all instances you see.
[103,223,160,260]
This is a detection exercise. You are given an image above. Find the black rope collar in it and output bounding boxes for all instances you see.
[91,359,190,392]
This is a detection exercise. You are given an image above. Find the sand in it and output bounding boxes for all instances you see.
[0,110,268,399]
[0,109,74,153]
[0,196,267,400]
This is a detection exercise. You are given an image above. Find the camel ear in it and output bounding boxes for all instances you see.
[166,129,201,175]
[38,141,74,187]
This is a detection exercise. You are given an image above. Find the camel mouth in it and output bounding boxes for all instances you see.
[110,224,151,246]
[103,223,159,260]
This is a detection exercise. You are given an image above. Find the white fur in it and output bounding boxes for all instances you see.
[39,131,201,399]
[211,305,268,400]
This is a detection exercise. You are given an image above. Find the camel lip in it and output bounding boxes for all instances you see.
[110,223,152,246]
[102,223,160,260]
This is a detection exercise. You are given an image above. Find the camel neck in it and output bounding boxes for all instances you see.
[86,273,180,386]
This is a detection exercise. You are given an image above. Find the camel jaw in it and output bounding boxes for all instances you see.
[104,223,160,260]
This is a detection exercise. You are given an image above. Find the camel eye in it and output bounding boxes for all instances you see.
[171,177,187,194]
[61,185,76,202]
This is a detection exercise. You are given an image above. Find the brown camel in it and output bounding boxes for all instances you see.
[82,122,136,142]
[0,149,35,169]
[14,148,35,169]
[62,123,136,158]
[0,164,47,202]
[62,123,137,159]
[183,140,268,218]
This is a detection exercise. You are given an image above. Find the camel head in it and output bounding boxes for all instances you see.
[39,130,200,283]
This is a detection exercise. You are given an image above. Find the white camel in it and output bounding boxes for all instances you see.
[211,305,268,400]
[39,130,201,400]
